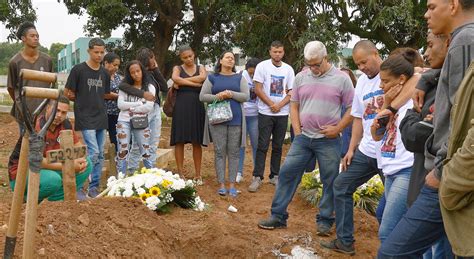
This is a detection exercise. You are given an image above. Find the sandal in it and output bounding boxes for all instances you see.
[218,188,227,196]
[228,188,238,198]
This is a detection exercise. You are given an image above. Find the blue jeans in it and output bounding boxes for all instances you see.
[423,235,453,259]
[82,129,106,189]
[333,148,381,245]
[379,167,411,243]
[270,134,341,227]
[378,185,453,258]
[129,104,160,171]
[116,120,153,175]
[238,115,258,174]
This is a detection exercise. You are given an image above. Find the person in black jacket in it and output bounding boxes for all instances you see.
[118,48,168,172]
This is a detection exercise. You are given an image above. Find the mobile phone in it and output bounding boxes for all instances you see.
[375,115,390,135]
[417,121,434,129]
[378,115,390,127]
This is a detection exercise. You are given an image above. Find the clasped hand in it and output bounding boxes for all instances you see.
[216,90,233,100]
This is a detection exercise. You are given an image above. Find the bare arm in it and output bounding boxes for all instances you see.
[342,117,363,171]
[171,66,202,87]
[386,74,420,110]
[186,66,208,83]
[254,81,274,107]
[290,102,301,135]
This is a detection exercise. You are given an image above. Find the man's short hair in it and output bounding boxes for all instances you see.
[16,21,36,40]
[353,40,378,55]
[88,38,105,49]
[460,0,474,10]
[304,41,327,60]
[270,40,284,49]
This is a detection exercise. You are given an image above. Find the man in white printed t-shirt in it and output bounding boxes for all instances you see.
[321,40,384,255]
[248,41,295,193]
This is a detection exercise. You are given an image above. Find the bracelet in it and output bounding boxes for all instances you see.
[387,105,398,114]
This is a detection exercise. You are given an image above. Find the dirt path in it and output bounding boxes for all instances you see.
[0,113,379,258]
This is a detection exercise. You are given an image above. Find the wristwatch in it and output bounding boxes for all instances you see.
[387,105,398,114]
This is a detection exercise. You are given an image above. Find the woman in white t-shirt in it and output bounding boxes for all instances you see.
[370,48,422,245]
[116,60,156,176]
[237,58,261,182]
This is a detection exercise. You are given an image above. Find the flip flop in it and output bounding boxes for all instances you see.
[218,188,227,196]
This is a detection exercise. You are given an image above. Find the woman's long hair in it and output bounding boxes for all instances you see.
[123,60,149,92]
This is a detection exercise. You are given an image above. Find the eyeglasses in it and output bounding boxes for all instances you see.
[304,57,326,68]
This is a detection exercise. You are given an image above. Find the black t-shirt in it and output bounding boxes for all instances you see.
[65,62,110,130]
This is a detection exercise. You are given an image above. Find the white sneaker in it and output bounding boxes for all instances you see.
[236,173,243,183]
[269,176,279,186]
[248,176,262,192]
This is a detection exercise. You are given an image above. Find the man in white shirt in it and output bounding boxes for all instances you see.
[321,40,383,255]
[248,41,295,192]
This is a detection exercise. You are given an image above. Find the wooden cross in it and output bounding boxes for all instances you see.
[46,130,87,201]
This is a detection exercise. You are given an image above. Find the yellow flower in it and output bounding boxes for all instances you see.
[149,186,161,196]
[162,179,172,189]
[141,167,148,174]
[140,193,150,202]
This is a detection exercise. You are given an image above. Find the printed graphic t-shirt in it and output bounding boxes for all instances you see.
[241,70,258,117]
[350,73,383,158]
[376,100,415,175]
[253,59,295,116]
[65,62,110,130]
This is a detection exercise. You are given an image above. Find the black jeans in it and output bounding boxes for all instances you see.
[252,113,288,179]
[107,114,119,152]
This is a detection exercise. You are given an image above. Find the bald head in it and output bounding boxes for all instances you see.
[353,40,378,56]
[352,40,382,78]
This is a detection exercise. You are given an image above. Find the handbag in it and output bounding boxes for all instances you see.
[131,114,149,129]
[163,87,176,117]
[207,100,233,125]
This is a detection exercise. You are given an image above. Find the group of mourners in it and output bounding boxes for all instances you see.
[5,0,474,258]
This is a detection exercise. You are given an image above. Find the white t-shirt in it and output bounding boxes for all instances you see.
[350,73,383,158]
[253,59,295,116]
[376,100,415,175]
[241,70,259,116]
[117,84,156,122]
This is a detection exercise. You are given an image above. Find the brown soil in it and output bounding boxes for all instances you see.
[0,113,380,258]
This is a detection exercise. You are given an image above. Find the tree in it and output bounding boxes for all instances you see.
[49,43,66,72]
[314,0,427,54]
[0,1,36,41]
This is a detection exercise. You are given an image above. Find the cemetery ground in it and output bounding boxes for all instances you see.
[0,113,379,258]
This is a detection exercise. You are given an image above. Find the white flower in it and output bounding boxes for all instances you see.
[186,179,194,187]
[107,176,118,187]
[136,188,146,195]
[145,196,161,211]
[118,172,126,179]
[122,189,134,198]
[132,176,145,190]
[193,196,206,211]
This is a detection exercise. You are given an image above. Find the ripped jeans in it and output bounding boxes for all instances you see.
[116,120,153,175]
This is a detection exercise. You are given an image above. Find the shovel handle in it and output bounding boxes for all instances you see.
[20,69,57,83]
[23,87,60,100]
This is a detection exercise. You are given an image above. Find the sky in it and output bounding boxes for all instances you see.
[0,0,125,48]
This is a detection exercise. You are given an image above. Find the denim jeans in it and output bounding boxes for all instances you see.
[379,167,411,243]
[129,104,160,171]
[270,134,341,227]
[116,120,153,175]
[253,113,288,179]
[81,129,106,189]
[238,115,258,174]
[423,235,453,259]
[333,148,381,245]
[378,185,453,259]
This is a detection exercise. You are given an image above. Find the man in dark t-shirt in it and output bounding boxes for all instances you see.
[64,38,112,198]
[7,22,53,192]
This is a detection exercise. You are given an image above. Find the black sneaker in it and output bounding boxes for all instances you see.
[317,224,331,236]
[320,239,355,256]
[258,218,287,230]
